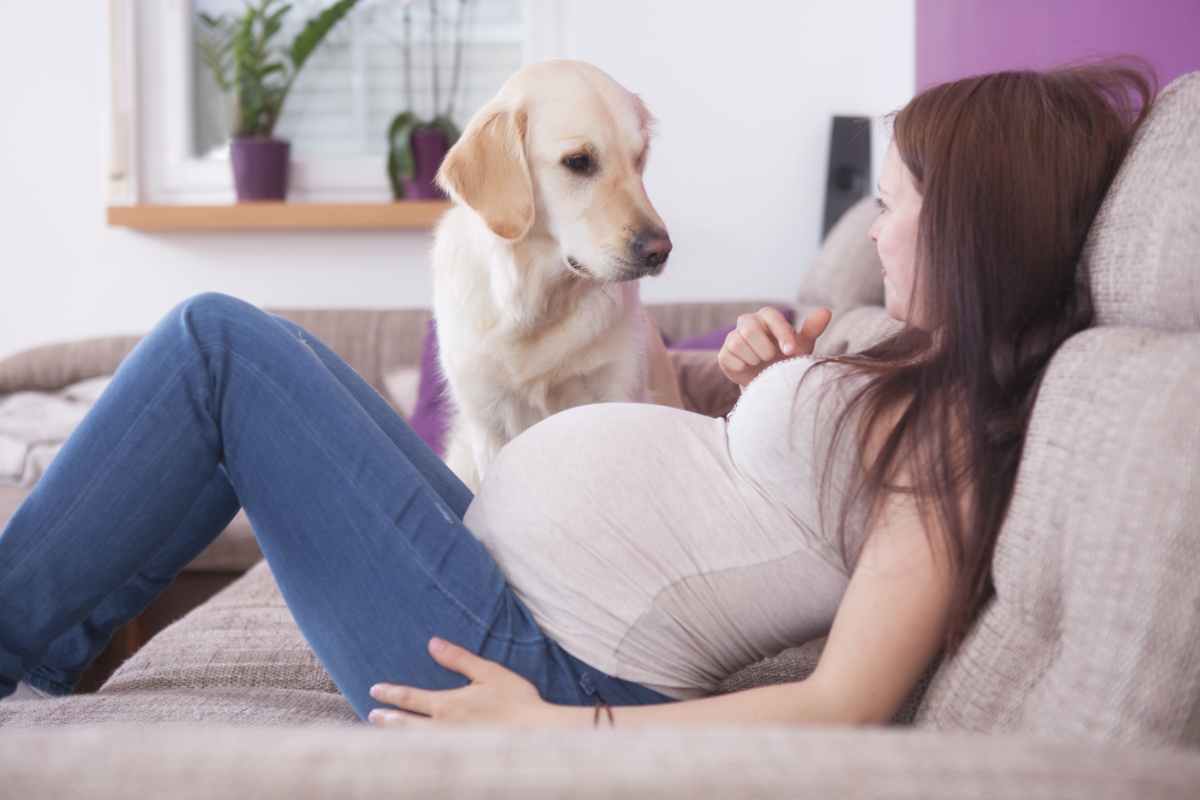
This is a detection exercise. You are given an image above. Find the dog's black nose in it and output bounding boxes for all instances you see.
[632,229,672,271]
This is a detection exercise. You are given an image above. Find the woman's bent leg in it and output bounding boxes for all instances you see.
[22,465,241,696]
[0,292,601,719]
[21,311,470,697]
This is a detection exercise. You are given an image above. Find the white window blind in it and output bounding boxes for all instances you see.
[191,0,525,160]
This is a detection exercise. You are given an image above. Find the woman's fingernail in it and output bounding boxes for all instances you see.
[430,636,445,653]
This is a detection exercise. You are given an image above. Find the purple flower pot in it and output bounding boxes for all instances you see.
[401,126,451,200]
[230,136,290,201]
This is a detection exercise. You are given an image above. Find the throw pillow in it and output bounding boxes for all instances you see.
[409,317,452,456]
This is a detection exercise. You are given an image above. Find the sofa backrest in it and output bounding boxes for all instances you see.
[258,300,788,396]
[910,71,1200,747]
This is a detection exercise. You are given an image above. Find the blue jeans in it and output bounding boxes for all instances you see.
[0,292,676,720]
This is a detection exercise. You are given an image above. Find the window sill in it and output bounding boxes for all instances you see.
[106,201,452,232]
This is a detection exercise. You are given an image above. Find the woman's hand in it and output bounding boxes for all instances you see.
[717,306,833,390]
[367,636,553,729]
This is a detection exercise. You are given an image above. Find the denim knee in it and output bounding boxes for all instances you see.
[169,292,267,353]
[176,292,259,328]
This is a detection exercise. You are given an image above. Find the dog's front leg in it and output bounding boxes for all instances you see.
[469,424,510,487]
[442,414,482,494]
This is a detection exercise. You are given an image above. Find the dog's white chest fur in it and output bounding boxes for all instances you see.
[431,207,651,493]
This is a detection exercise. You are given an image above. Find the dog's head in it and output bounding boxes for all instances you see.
[436,59,672,283]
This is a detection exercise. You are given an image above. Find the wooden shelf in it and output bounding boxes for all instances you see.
[106,201,451,231]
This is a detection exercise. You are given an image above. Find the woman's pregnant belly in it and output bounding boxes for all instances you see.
[461,401,850,699]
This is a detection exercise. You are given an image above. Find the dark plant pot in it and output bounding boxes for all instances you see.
[230,136,290,201]
[401,126,451,200]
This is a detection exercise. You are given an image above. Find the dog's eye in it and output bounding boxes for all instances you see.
[562,153,595,175]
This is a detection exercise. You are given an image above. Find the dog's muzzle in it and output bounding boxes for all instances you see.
[566,256,592,278]
[631,228,672,277]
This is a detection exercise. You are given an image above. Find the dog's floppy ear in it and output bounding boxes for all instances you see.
[436,106,534,241]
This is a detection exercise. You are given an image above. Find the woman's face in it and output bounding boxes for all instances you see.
[868,142,923,327]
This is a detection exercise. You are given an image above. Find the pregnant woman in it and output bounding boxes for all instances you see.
[1,59,1155,728]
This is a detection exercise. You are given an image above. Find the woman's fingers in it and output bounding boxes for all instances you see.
[370,682,439,716]
[369,707,434,728]
[735,313,776,363]
[796,307,833,354]
[717,345,749,376]
[757,307,800,355]
[719,306,831,389]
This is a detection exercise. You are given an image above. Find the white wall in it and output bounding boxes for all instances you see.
[0,1,913,361]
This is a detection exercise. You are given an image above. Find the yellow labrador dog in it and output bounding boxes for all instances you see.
[431,59,673,492]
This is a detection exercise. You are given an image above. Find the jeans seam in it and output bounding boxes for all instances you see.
[0,350,208,587]
[214,344,544,646]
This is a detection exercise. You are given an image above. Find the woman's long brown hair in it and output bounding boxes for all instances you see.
[803,57,1159,662]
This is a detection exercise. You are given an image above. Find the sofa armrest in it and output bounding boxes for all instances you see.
[1,722,1197,798]
[0,335,141,395]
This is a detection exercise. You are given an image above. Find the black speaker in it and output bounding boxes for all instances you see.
[821,115,872,241]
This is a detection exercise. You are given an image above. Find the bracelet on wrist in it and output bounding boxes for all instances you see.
[592,695,615,728]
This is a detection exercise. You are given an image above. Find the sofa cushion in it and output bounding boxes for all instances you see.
[89,559,356,722]
[913,327,1200,747]
[660,306,796,350]
[5,721,1200,799]
[808,304,904,357]
[409,317,453,456]
[1081,71,1200,331]
[795,195,885,316]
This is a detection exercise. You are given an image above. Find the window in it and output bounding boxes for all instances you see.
[109,0,567,204]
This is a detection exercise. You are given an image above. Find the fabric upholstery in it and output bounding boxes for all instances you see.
[1081,71,1200,330]
[911,327,1200,746]
[660,305,796,349]
[794,195,886,314]
[0,335,142,396]
[3,721,1200,799]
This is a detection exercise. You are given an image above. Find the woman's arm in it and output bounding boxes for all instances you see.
[540,404,960,730]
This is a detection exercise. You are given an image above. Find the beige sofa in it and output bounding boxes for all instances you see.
[0,71,1198,798]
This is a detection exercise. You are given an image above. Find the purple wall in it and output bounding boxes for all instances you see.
[917,0,1200,91]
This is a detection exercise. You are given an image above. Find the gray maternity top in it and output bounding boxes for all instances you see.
[461,354,872,700]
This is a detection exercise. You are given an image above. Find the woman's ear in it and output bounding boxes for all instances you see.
[435,106,534,241]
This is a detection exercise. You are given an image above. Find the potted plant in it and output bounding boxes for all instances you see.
[387,0,469,200]
[196,0,360,201]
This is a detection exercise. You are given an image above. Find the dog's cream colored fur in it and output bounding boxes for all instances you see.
[431,60,672,493]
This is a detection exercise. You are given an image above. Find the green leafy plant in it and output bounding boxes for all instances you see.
[196,0,360,139]
[387,0,468,198]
